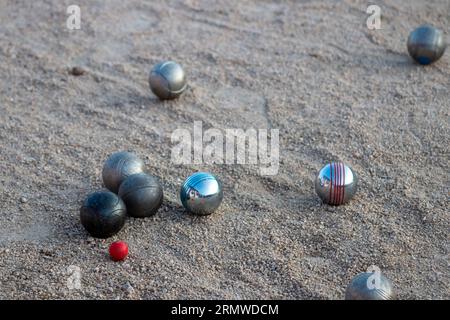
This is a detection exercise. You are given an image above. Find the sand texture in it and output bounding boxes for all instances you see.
[0,0,449,299]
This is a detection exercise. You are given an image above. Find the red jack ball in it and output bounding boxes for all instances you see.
[109,241,129,261]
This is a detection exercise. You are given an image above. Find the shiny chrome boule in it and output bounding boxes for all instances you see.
[102,151,144,193]
[180,172,223,215]
[118,173,163,218]
[149,61,187,100]
[345,272,394,300]
[407,25,446,65]
[315,162,358,205]
[80,191,127,238]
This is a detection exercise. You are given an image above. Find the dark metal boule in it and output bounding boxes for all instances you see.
[118,173,164,218]
[407,24,446,65]
[102,151,144,193]
[149,61,187,100]
[345,272,394,300]
[80,191,127,239]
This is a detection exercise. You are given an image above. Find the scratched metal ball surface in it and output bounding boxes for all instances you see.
[80,191,127,239]
[407,25,446,65]
[118,173,164,218]
[102,151,144,193]
[345,272,394,300]
[149,61,187,100]
[180,172,223,216]
[315,162,358,205]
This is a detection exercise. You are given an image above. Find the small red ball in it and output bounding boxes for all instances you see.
[109,241,129,261]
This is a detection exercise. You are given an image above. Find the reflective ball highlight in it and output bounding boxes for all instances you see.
[180,172,223,216]
[149,61,187,100]
[315,162,358,205]
[118,173,164,218]
[407,25,446,65]
[80,191,127,238]
[102,151,144,194]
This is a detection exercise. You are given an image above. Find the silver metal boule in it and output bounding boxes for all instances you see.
[80,191,127,239]
[102,151,144,193]
[345,272,394,300]
[180,172,223,216]
[407,25,446,65]
[118,173,164,218]
[315,162,358,205]
[149,61,187,100]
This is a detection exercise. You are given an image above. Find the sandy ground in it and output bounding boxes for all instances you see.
[0,0,449,299]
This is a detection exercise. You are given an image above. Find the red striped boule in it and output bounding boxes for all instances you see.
[315,162,358,205]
